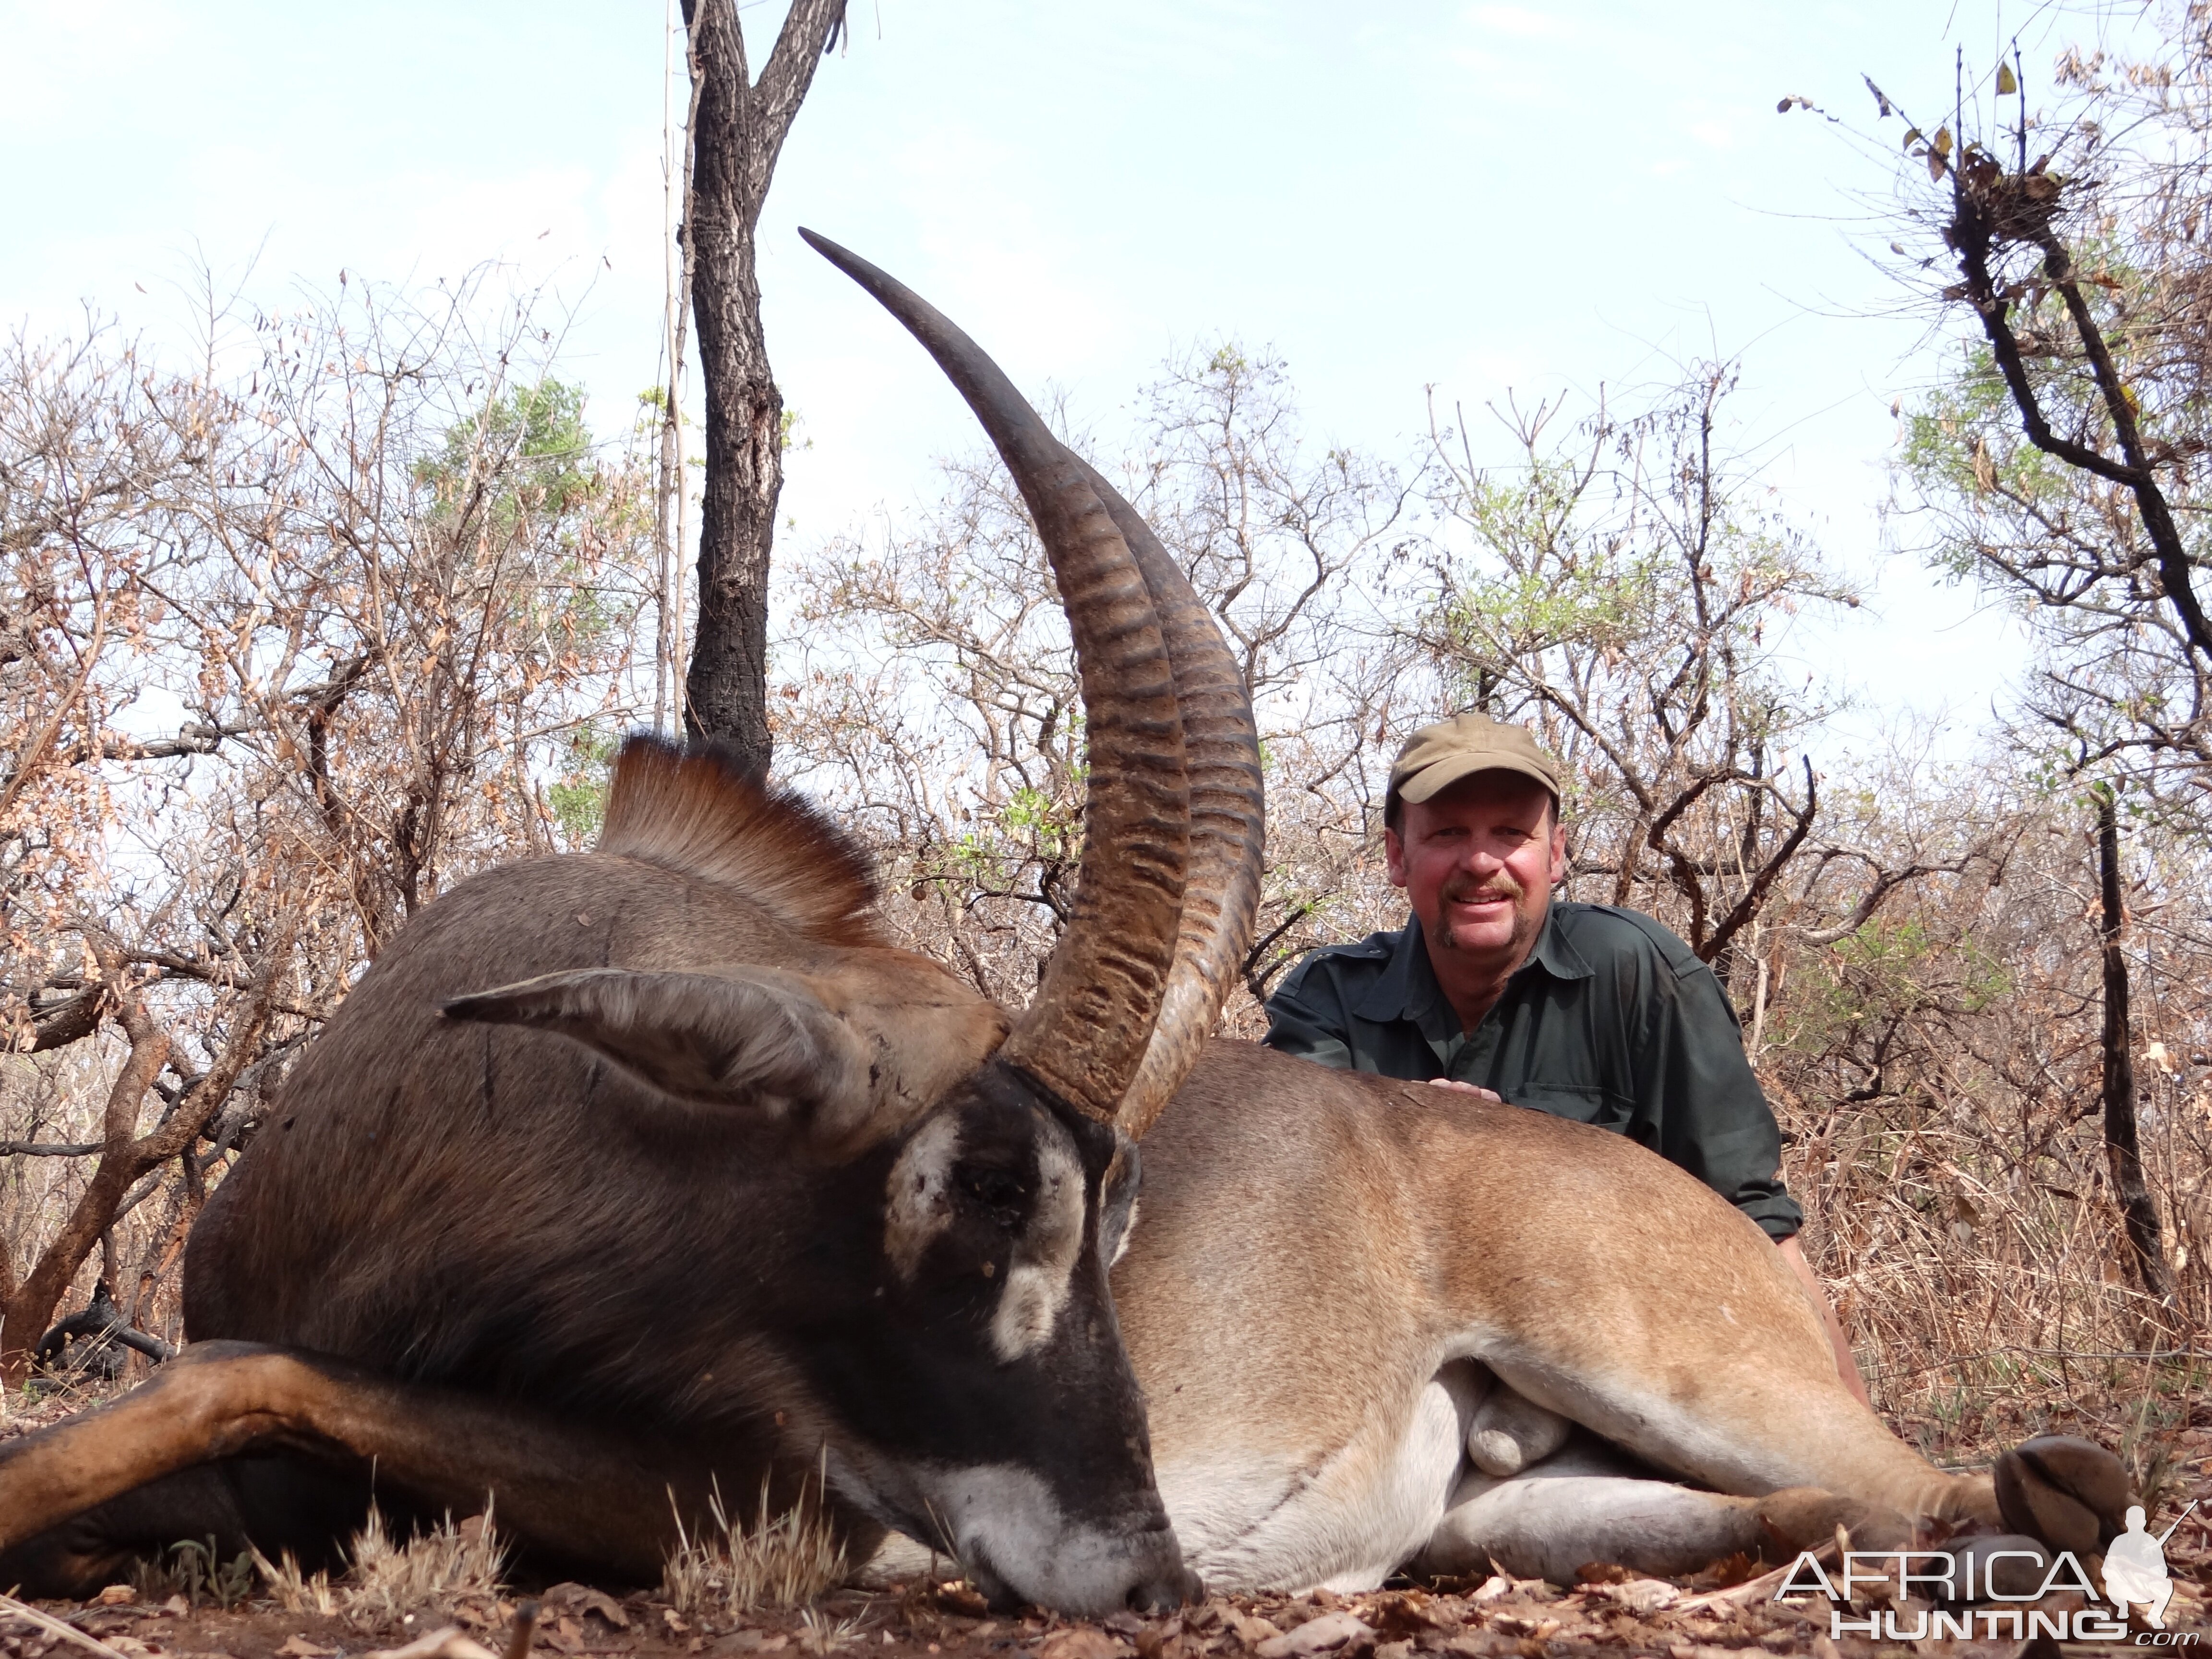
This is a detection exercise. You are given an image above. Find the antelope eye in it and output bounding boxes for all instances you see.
[961,1166,1029,1228]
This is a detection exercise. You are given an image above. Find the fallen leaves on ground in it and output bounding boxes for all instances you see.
[3,1432,2207,1659]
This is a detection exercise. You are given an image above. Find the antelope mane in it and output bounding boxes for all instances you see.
[598,737,884,948]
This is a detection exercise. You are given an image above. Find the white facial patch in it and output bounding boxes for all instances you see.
[924,1461,1174,1617]
[884,1112,961,1282]
[824,1442,1184,1620]
[989,1113,1085,1362]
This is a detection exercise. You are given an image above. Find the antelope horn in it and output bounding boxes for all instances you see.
[1065,454,1263,1141]
[801,229,1188,1127]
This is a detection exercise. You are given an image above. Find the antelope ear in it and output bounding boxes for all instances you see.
[441,966,870,1126]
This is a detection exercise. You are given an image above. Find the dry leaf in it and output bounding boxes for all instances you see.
[1586,1578,1680,1613]
[1254,1612,1375,1659]
[1227,1614,1286,1648]
[1038,1631,1130,1659]
[1368,1594,1442,1637]
[540,1584,630,1630]
[933,1582,989,1619]
[365,1629,500,1659]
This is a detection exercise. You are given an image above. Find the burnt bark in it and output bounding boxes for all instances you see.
[2094,787,2176,1307]
[681,0,849,772]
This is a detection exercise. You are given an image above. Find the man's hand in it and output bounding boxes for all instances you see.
[1778,1234,1871,1408]
[1426,1079,1503,1102]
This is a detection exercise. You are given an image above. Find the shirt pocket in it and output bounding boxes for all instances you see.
[1505,1081,1636,1134]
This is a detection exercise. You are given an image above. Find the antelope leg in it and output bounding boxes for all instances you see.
[0,1455,386,1596]
[0,1340,759,1591]
[1411,1432,1934,1587]
[1419,1476,1761,1586]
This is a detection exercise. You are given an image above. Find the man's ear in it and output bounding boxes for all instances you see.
[1547,815,1569,888]
[441,966,871,1134]
[1383,826,1409,888]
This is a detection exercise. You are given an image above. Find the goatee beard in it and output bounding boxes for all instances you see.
[1434,873,1528,952]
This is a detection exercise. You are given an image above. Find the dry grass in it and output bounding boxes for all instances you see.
[248,1505,512,1631]
[794,1607,874,1654]
[661,1480,848,1622]
[250,1541,341,1617]
[1760,833,2212,1479]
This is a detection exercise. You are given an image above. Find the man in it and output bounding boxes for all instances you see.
[1264,712,1868,1405]
[2103,1503,2185,1629]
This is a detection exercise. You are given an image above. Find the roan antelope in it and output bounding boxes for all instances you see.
[0,236,2129,1614]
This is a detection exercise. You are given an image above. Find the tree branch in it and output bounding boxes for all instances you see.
[746,0,850,205]
[1700,756,1817,965]
[1949,168,2212,661]
[0,920,291,1379]
[0,1142,106,1158]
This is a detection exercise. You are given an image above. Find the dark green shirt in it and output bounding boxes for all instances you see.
[1262,902,1803,1239]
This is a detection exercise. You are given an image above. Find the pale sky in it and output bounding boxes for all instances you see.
[3,0,2130,766]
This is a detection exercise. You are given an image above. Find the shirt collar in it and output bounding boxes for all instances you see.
[1353,901,1594,1031]
[1526,902,1596,984]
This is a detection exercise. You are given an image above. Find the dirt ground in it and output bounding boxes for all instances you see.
[5,1388,2208,1659]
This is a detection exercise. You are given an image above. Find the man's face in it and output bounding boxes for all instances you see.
[1385,771,1566,971]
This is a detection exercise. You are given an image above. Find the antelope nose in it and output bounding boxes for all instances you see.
[1127,1564,1203,1613]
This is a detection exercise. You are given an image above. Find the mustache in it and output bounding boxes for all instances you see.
[1443,873,1525,905]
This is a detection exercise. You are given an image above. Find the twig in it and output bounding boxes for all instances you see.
[505,1598,540,1659]
[0,1594,135,1659]
[1676,1560,1799,1611]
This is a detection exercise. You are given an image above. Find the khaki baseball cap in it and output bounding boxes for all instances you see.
[1387,712,1562,816]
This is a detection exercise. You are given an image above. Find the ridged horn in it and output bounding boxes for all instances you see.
[801,229,1188,1127]
[1066,454,1263,1141]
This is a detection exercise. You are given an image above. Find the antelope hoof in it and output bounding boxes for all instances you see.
[1753,1487,1913,1556]
[1994,1436,2131,1557]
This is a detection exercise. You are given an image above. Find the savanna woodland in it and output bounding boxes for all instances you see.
[5,0,2212,1651]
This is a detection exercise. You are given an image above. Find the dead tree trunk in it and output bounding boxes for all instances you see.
[681,0,849,773]
[2095,786,2176,1309]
